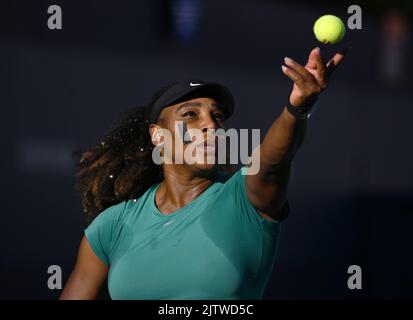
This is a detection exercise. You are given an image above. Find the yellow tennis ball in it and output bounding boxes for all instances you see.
[313,15,345,44]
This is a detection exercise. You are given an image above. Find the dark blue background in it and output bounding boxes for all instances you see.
[1,0,412,299]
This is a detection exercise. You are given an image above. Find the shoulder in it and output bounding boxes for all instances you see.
[216,166,246,187]
[124,182,159,212]
[216,166,289,224]
[86,201,128,230]
[214,166,244,184]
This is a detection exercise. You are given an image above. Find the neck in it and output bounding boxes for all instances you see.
[155,165,218,215]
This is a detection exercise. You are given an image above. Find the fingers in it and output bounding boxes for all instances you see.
[326,47,350,77]
[284,57,310,80]
[313,48,326,78]
[281,65,304,86]
[326,60,335,77]
[305,47,327,86]
[307,47,325,71]
[333,47,350,66]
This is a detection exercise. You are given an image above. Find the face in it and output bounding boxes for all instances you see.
[149,97,226,173]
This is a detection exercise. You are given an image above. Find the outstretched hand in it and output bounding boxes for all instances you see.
[282,47,349,107]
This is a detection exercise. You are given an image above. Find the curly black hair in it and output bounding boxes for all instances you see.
[72,83,179,225]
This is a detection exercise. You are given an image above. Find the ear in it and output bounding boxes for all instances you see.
[149,124,162,145]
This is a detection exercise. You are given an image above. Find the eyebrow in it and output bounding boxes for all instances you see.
[175,101,223,113]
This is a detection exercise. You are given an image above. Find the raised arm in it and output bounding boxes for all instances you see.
[59,235,109,300]
[246,47,348,221]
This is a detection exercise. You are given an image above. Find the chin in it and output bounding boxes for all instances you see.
[190,162,219,175]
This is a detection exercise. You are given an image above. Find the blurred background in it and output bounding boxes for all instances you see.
[1,0,412,299]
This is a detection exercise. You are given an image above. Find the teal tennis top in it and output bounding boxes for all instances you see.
[84,167,288,300]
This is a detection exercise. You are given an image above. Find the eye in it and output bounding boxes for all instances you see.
[213,112,225,120]
[182,111,196,117]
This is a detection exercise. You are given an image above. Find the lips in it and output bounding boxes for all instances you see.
[197,136,218,148]
[203,140,216,147]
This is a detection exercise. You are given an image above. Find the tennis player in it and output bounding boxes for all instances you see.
[60,47,347,299]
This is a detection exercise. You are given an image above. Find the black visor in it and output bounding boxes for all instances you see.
[148,79,235,123]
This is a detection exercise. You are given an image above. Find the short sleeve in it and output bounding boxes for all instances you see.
[223,167,289,227]
[84,201,126,266]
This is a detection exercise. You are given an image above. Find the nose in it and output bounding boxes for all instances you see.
[201,114,220,133]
